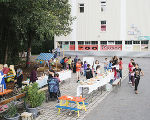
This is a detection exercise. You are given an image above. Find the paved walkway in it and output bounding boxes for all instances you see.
[84,58,150,120]
[36,57,128,120]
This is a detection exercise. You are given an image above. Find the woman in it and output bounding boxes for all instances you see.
[30,65,38,83]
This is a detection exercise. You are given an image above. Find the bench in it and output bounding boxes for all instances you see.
[56,105,80,117]
[112,78,121,87]
[68,101,88,105]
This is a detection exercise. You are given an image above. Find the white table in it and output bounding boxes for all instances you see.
[77,72,114,96]
[36,76,48,88]
[57,70,72,81]
[36,70,72,88]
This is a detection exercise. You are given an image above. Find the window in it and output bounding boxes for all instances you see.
[108,41,114,45]
[79,4,84,13]
[85,41,91,45]
[101,0,106,12]
[115,41,122,45]
[64,42,69,45]
[101,20,106,31]
[78,41,84,45]
[100,41,107,45]
[70,41,75,45]
[133,41,140,44]
[91,41,98,45]
[141,40,149,44]
[125,41,132,45]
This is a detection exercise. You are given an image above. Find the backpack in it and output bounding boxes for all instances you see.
[48,78,59,93]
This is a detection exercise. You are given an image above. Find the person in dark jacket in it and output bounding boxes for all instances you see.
[30,65,38,83]
[15,68,23,88]
[86,64,93,79]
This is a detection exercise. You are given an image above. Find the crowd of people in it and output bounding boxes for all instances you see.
[59,56,123,83]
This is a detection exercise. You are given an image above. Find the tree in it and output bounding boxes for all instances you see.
[0,0,73,66]
[13,0,73,67]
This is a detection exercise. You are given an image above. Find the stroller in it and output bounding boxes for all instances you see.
[47,77,61,102]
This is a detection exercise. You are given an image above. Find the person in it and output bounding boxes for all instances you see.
[30,65,38,83]
[96,65,101,76]
[104,58,109,72]
[54,73,61,82]
[108,60,112,72]
[128,59,134,84]
[86,64,93,79]
[60,57,65,69]
[57,47,61,56]
[64,57,68,70]
[76,59,82,82]
[93,60,100,76]
[48,68,55,79]
[116,62,120,79]
[73,56,78,73]
[71,60,74,71]
[15,68,23,88]
[133,64,144,94]
[131,62,135,87]
[83,61,87,76]
[119,57,123,78]
[0,64,6,90]
[68,57,72,70]
[112,56,118,66]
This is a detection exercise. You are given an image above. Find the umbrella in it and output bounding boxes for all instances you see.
[36,53,54,61]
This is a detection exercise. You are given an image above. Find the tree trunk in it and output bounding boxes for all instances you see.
[26,33,32,68]
[4,43,8,64]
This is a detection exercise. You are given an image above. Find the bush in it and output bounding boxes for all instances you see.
[25,83,45,108]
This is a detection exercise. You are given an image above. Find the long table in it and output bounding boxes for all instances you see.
[36,70,72,88]
[77,72,114,96]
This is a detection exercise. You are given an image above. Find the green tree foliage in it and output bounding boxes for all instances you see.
[0,0,73,65]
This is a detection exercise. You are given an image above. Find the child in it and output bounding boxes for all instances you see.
[83,61,87,76]
[104,58,109,72]
[108,60,112,72]
[96,65,101,76]
[86,64,93,79]
[76,59,82,82]
[131,62,135,87]
[119,58,123,78]
[68,57,72,70]
[128,59,134,84]
[133,64,144,94]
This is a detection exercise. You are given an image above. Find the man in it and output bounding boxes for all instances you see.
[57,47,61,56]
[133,64,144,94]
[128,59,134,83]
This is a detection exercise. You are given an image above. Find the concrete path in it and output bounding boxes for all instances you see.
[84,58,150,120]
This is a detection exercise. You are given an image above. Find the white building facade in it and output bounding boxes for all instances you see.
[54,0,150,52]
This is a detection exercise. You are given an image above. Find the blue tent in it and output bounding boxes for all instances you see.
[36,53,54,61]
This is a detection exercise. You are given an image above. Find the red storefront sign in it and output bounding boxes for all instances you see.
[70,45,75,50]
[78,45,98,51]
[100,45,122,51]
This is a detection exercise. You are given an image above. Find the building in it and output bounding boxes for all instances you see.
[54,0,150,52]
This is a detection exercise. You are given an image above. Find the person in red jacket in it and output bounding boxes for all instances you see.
[76,59,81,83]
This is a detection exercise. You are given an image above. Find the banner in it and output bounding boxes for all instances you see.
[100,45,122,51]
